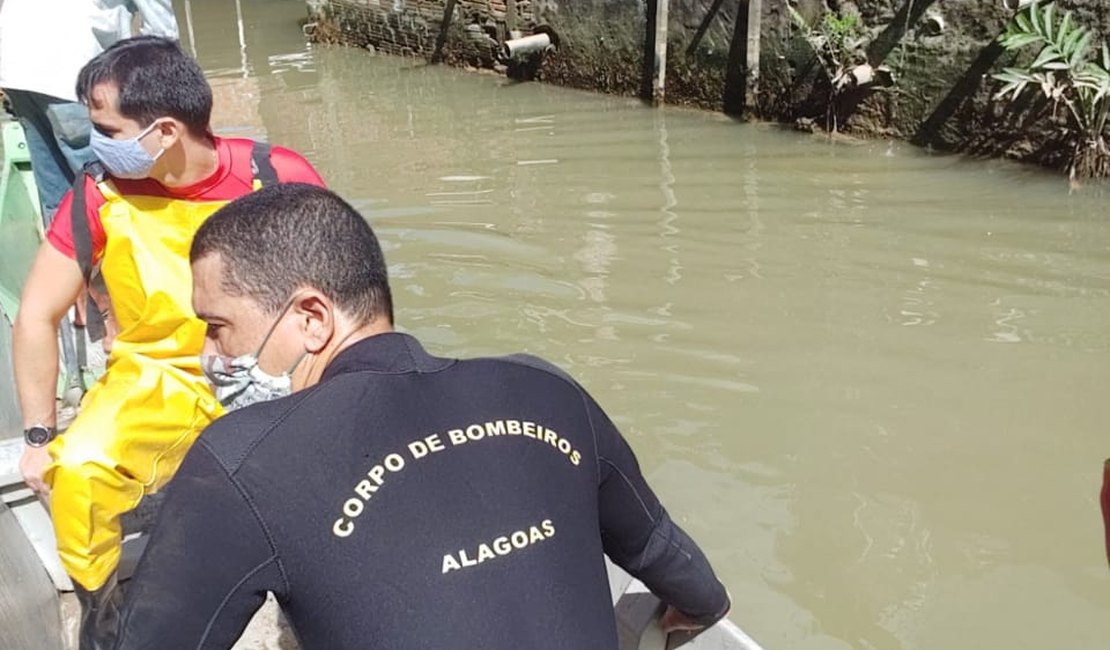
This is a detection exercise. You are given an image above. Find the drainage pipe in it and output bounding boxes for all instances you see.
[923,12,946,35]
[502,33,553,60]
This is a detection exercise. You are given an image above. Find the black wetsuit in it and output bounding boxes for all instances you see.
[113,333,730,650]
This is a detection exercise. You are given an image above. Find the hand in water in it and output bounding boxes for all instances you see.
[20,445,51,494]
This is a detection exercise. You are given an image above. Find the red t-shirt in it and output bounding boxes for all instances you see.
[47,137,325,261]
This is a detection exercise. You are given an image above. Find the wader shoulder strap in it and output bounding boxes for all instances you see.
[250,141,278,187]
[70,162,108,342]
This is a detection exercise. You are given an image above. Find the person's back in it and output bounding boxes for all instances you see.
[113,185,729,650]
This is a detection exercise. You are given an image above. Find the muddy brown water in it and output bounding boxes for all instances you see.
[183,1,1110,648]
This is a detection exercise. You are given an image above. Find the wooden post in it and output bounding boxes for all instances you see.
[723,0,760,115]
[652,0,670,105]
[746,0,761,100]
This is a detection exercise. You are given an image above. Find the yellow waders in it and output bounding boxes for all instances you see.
[44,183,233,591]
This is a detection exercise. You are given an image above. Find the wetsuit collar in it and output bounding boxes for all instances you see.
[321,332,454,381]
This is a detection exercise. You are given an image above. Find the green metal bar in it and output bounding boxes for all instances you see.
[0,120,44,326]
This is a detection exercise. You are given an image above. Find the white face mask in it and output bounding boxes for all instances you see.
[200,298,305,411]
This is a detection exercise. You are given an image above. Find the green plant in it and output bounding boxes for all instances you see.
[788,5,870,131]
[789,7,867,78]
[821,11,863,62]
[993,1,1110,180]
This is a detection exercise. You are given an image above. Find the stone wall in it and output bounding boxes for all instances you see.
[307,0,1110,172]
[309,0,535,67]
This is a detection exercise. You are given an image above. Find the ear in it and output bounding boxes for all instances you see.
[154,118,186,151]
[291,290,336,354]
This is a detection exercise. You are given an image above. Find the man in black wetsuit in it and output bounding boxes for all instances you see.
[111,183,731,650]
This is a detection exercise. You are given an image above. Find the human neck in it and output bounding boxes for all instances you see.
[296,320,395,391]
[152,133,219,188]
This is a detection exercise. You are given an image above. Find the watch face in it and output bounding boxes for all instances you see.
[25,426,53,446]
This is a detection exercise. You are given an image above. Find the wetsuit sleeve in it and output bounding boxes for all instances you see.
[271,145,326,187]
[113,440,287,650]
[45,180,107,261]
[589,394,731,626]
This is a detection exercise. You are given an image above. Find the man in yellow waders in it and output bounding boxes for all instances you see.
[12,36,325,649]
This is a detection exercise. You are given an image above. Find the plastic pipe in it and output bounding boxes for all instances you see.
[501,33,552,60]
[851,64,874,86]
[923,12,946,35]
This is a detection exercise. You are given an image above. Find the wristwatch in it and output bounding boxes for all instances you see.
[24,424,57,448]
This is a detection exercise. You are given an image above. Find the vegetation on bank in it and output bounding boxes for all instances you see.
[305,0,1110,180]
[993,0,1110,180]
[787,4,873,133]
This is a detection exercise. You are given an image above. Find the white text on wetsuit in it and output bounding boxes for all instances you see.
[441,519,556,574]
[332,419,581,539]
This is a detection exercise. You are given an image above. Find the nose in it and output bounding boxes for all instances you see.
[201,335,218,357]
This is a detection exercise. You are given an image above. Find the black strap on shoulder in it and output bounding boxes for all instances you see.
[250,141,278,187]
[71,143,274,342]
[70,161,108,342]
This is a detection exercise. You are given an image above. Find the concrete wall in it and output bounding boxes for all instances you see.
[308,0,1110,171]
[310,0,536,66]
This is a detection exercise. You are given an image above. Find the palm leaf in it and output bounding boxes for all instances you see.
[994,80,1029,101]
[1070,31,1093,68]
[994,67,1035,83]
[1056,11,1072,51]
[1032,45,1064,68]
[1016,12,1033,34]
[1006,33,1044,49]
[1062,21,1087,58]
[992,1,1110,146]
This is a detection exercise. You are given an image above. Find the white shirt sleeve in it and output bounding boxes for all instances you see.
[130,0,179,39]
[91,0,179,48]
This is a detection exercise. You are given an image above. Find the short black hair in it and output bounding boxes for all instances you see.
[191,184,393,325]
[76,36,212,135]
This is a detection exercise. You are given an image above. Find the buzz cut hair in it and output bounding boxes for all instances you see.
[190,183,393,325]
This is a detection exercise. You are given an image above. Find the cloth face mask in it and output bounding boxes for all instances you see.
[89,120,164,179]
[200,298,305,411]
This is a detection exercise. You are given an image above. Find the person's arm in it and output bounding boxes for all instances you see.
[113,439,285,650]
[270,146,327,187]
[13,243,84,492]
[17,185,107,492]
[588,393,731,628]
[131,0,179,39]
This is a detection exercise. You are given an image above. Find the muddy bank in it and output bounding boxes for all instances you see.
[306,0,1108,175]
